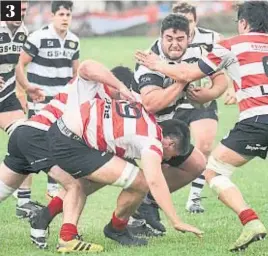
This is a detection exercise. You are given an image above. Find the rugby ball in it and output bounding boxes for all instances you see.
[186,76,213,109]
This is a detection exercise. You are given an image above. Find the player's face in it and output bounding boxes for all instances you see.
[161,28,188,61]
[52,7,72,32]
[237,19,250,35]
[6,2,28,28]
[162,137,180,160]
[177,12,197,38]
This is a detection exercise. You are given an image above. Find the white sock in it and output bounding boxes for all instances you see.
[17,188,31,206]
[187,174,206,205]
[47,183,59,196]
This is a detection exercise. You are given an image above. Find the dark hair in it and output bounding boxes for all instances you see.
[111,66,134,89]
[51,1,73,14]
[172,2,197,21]
[237,1,268,33]
[161,14,189,36]
[160,119,190,156]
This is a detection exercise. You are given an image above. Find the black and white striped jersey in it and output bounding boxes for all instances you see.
[178,26,221,109]
[0,22,28,104]
[22,24,79,115]
[133,39,182,122]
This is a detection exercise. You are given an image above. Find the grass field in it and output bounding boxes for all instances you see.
[1,37,268,256]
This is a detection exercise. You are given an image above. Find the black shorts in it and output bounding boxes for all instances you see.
[0,93,23,113]
[4,125,52,174]
[48,122,114,179]
[162,144,194,167]
[174,100,218,126]
[221,115,268,159]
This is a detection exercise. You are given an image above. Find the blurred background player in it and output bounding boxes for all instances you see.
[0,0,45,218]
[16,1,80,205]
[172,2,225,214]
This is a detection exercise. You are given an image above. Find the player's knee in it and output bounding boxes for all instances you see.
[206,155,236,178]
[0,180,16,202]
[113,162,142,190]
[196,142,213,158]
[209,175,236,196]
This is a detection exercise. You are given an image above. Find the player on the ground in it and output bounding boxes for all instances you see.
[135,1,268,252]
[0,0,45,218]
[15,1,79,207]
[172,2,226,214]
[131,13,227,233]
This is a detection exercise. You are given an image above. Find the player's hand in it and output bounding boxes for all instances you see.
[119,86,136,102]
[0,76,5,89]
[173,222,204,238]
[26,85,45,103]
[187,87,213,104]
[135,50,163,71]
[224,88,237,105]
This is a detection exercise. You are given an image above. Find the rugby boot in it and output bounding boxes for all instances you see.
[133,202,166,232]
[29,207,51,249]
[16,201,44,219]
[127,217,164,237]
[229,219,267,252]
[57,235,104,253]
[104,221,148,246]
[186,193,206,214]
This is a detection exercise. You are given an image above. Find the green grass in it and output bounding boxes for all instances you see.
[1,37,268,256]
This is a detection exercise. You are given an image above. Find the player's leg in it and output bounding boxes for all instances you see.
[83,156,149,246]
[0,95,40,218]
[186,104,218,213]
[205,120,268,251]
[132,146,206,233]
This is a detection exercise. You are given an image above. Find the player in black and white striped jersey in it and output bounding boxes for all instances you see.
[131,13,228,233]
[16,1,79,200]
[172,2,227,213]
[0,1,45,219]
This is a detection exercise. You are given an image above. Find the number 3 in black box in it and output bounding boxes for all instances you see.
[1,1,21,21]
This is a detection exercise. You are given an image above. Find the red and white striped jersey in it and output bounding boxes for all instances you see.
[79,98,163,159]
[24,76,112,130]
[199,32,268,121]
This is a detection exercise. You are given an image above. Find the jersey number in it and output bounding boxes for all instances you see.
[263,56,268,77]
[115,101,142,119]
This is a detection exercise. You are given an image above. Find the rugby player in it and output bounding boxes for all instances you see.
[0,0,45,218]
[0,60,136,252]
[16,0,79,205]
[172,2,226,214]
[135,1,268,252]
[131,13,227,233]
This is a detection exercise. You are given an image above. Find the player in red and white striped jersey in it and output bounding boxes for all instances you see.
[0,60,136,252]
[47,95,203,246]
[135,1,268,252]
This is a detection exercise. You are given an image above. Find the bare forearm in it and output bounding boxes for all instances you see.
[157,62,204,84]
[143,82,185,113]
[210,73,228,99]
[15,64,31,91]
[79,60,123,90]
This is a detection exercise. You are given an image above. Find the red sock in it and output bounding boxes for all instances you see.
[48,196,63,217]
[111,212,128,230]
[60,223,78,241]
[239,209,259,225]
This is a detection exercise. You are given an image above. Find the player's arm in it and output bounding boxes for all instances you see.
[135,41,236,84]
[15,33,45,102]
[79,60,134,101]
[136,68,186,113]
[140,148,203,237]
[72,40,80,77]
[186,71,228,104]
